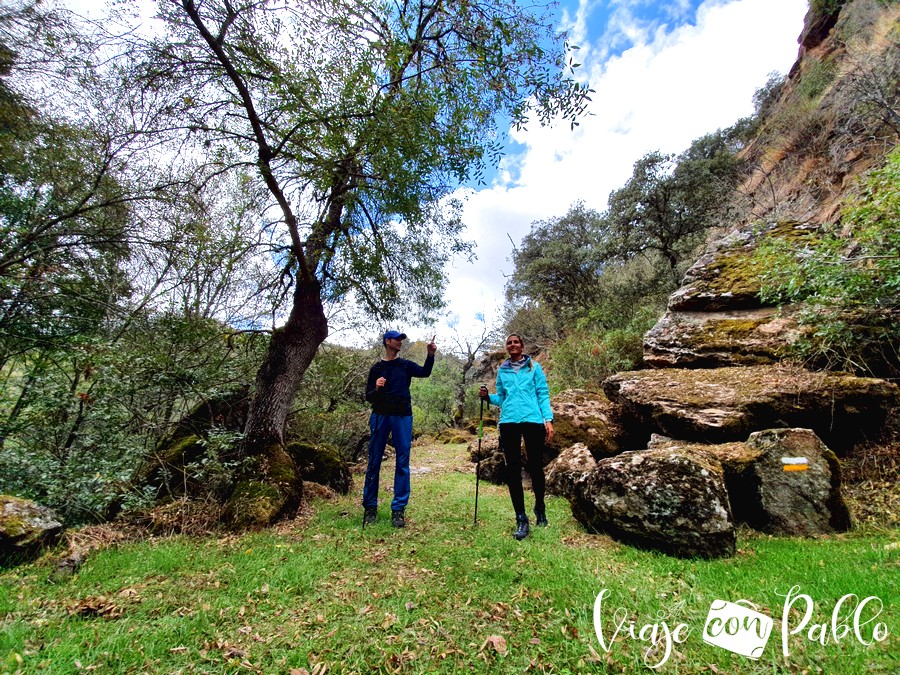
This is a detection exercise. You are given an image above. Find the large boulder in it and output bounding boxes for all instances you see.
[646,429,851,535]
[602,365,898,453]
[1,495,65,565]
[550,389,633,457]
[545,443,596,499]
[285,442,352,495]
[130,389,250,504]
[643,307,805,369]
[468,434,508,484]
[738,428,851,535]
[570,448,736,559]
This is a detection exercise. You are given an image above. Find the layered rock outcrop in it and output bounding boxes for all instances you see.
[603,365,897,454]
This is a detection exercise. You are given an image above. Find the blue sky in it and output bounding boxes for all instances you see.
[410,0,810,351]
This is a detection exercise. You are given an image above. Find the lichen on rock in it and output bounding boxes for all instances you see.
[569,447,736,559]
[602,365,897,453]
[643,307,806,369]
[1,495,64,565]
[545,443,597,499]
[550,389,632,458]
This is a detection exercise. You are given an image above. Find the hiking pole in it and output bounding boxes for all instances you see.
[474,396,484,525]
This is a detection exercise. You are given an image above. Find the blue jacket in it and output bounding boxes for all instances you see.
[488,355,553,424]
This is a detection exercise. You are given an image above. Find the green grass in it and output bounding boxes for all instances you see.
[2,442,898,673]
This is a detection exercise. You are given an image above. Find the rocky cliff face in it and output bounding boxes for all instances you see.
[645,0,899,373]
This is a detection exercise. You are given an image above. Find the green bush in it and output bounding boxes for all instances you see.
[0,316,266,524]
[546,308,658,393]
[796,57,838,101]
[754,147,900,376]
[410,358,458,436]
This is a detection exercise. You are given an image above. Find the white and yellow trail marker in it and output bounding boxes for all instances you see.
[781,457,810,472]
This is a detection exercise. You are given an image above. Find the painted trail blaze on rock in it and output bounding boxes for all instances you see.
[740,428,851,535]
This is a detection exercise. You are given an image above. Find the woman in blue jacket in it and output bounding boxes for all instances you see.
[479,334,554,540]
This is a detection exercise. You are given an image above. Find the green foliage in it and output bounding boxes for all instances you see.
[547,308,658,393]
[796,57,838,101]
[287,344,373,459]
[755,147,900,375]
[138,0,591,326]
[606,139,741,285]
[503,124,742,365]
[410,357,459,435]
[811,0,849,17]
[184,429,249,501]
[752,71,787,120]
[500,301,562,353]
[0,316,267,523]
[506,202,609,322]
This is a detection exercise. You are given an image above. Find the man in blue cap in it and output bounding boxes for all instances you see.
[363,330,437,527]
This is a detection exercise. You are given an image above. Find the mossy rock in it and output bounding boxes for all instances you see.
[130,390,249,502]
[223,444,302,529]
[434,428,471,445]
[1,495,64,565]
[654,429,853,536]
[644,307,806,369]
[603,365,898,454]
[223,479,287,530]
[570,447,736,559]
[285,441,352,494]
[465,415,497,435]
[132,434,207,497]
[670,221,820,312]
[168,388,250,438]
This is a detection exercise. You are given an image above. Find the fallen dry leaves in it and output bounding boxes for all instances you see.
[480,635,508,656]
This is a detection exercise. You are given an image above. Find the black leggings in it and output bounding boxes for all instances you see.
[499,422,546,516]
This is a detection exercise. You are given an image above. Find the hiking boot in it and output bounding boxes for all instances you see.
[391,509,406,528]
[363,507,377,525]
[513,513,530,541]
[535,510,548,527]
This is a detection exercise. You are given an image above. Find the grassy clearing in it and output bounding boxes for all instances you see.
[1,441,898,674]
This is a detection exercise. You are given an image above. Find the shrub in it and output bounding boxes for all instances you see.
[546,308,658,393]
[754,147,900,376]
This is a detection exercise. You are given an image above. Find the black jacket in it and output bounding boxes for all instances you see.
[365,355,434,416]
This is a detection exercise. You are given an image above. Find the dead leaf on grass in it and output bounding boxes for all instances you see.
[69,596,123,618]
[480,635,508,656]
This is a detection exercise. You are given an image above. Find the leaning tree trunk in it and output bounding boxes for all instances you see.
[224,279,328,528]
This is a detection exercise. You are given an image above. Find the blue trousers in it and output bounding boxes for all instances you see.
[363,413,413,511]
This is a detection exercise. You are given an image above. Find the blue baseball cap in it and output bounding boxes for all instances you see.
[383,330,407,343]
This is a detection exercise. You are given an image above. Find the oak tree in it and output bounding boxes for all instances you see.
[120,0,590,523]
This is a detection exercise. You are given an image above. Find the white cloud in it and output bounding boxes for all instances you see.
[437,0,808,341]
